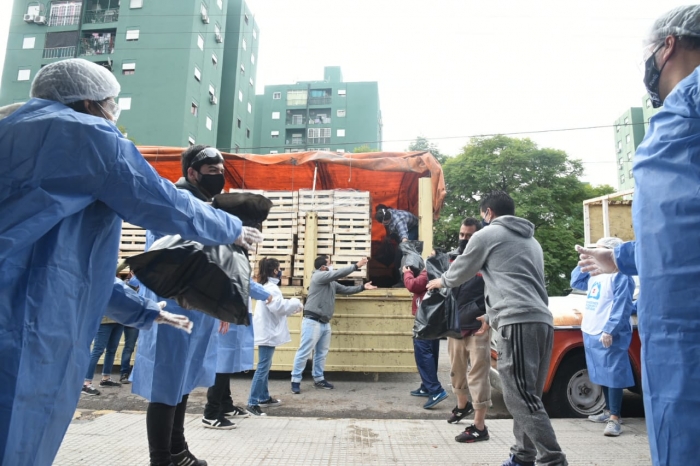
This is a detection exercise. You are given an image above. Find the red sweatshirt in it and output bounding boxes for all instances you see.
[403,269,428,316]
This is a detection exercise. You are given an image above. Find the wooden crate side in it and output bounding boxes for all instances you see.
[332,213,371,234]
[588,203,634,242]
[258,232,295,255]
[264,191,298,211]
[298,189,335,211]
[250,255,293,280]
[262,211,298,234]
[330,256,368,278]
[332,191,371,210]
[298,211,333,234]
[228,188,265,195]
[297,232,333,255]
[334,234,372,257]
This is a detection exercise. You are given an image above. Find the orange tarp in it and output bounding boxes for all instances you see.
[138,147,446,241]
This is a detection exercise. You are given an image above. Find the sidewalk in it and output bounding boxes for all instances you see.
[55,411,651,465]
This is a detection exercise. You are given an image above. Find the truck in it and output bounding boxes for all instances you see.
[489,189,643,418]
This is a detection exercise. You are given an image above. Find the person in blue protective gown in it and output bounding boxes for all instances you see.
[570,237,635,437]
[0,59,262,466]
[576,6,700,465]
[131,144,267,465]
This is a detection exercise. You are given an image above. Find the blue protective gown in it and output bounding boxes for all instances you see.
[614,66,700,466]
[0,99,242,465]
[570,267,635,389]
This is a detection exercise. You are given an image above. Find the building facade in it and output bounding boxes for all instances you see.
[1,0,258,149]
[252,66,382,154]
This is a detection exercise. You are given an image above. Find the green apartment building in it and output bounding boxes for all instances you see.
[252,66,382,154]
[1,0,258,149]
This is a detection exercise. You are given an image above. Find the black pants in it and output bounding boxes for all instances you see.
[147,394,189,466]
[203,373,234,420]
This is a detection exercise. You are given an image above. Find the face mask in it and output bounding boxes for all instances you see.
[481,209,491,227]
[643,43,668,108]
[457,239,469,254]
[326,266,334,272]
[276,270,282,280]
[95,100,120,122]
[197,173,225,197]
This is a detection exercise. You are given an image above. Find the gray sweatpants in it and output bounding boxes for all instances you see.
[497,323,567,466]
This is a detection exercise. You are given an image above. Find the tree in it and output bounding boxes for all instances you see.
[434,135,615,296]
[353,144,378,153]
[118,125,137,144]
[407,136,447,165]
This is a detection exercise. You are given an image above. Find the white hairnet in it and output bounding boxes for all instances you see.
[30,58,120,104]
[596,237,624,250]
[645,5,700,46]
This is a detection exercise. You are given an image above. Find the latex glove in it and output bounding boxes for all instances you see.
[599,332,613,348]
[295,303,304,314]
[575,245,618,276]
[234,226,264,251]
[474,315,490,336]
[155,302,193,333]
[426,278,443,291]
[219,321,230,334]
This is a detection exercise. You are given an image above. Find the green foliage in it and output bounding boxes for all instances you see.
[435,135,615,296]
[407,136,447,165]
[118,125,136,144]
[353,144,378,153]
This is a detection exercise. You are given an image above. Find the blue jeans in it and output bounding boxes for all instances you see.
[291,318,332,383]
[602,385,624,417]
[413,338,442,394]
[85,323,124,381]
[120,327,139,376]
[248,346,276,405]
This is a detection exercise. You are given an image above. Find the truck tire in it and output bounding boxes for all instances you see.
[544,352,605,418]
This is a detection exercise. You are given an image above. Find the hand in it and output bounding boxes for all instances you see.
[219,321,230,334]
[426,278,443,291]
[266,295,274,304]
[295,303,304,314]
[575,245,618,276]
[234,226,264,251]
[402,238,409,242]
[474,315,490,336]
[155,303,193,334]
[363,281,377,290]
[402,266,411,274]
[356,257,368,268]
[599,332,613,348]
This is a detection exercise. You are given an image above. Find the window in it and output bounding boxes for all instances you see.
[615,125,620,133]
[272,92,281,100]
[242,39,247,51]
[188,136,196,145]
[130,0,143,8]
[620,174,625,183]
[48,1,82,26]
[247,102,252,113]
[17,69,31,81]
[237,118,241,128]
[337,149,345,154]
[234,144,240,152]
[337,109,346,117]
[272,112,280,119]
[308,127,331,144]
[217,0,222,8]
[240,64,245,75]
[270,150,278,154]
[251,54,255,64]
[214,24,220,35]
[235,90,242,102]
[626,135,631,144]
[122,63,136,75]
[118,97,132,110]
[627,152,632,161]
[617,141,622,153]
[253,29,257,39]
[244,14,249,25]
[629,169,633,178]
[212,53,218,65]
[338,89,346,96]
[271,130,279,138]
[624,117,629,125]
[287,89,308,106]
[200,3,207,16]
[191,102,198,116]
[618,157,623,167]
[209,84,216,96]
[246,128,251,138]
[194,66,201,81]
[206,116,212,130]
[337,129,345,137]
[22,37,35,49]
[249,78,254,87]
[197,35,204,50]
[125,29,140,41]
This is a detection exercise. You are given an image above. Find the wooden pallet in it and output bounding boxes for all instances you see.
[250,255,293,281]
[330,256,368,279]
[228,188,265,195]
[297,231,334,255]
[257,232,295,255]
[297,211,333,234]
[264,191,298,211]
[298,189,334,212]
[262,211,298,234]
[119,222,147,271]
[332,212,371,234]
[332,190,371,211]
[293,254,307,278]
[334,234,372,257]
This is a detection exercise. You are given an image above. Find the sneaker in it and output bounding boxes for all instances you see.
[447,402,474,424]
[98,378,121,387]
[291,382,301,394]
[410,387,430,397]
[604,419,622,437]
[201,417,236,430]
[455,424,490,443]
[119,373,131,384]
[247,405,267,416]
[501,454,534,466]
[259,397,282,407]
[588,410,610,423]
[224,405,250,418]
[171,448,207,466]
[423,389,448,409]
[81,384,100,396]
[314,380,334,390]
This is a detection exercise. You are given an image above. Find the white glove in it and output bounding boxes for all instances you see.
[575,245,618,276]
[599,332,613,348]
[234,226,264,251]
[155,302,193,333]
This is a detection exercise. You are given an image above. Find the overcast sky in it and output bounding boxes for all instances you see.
[0,0,690,187]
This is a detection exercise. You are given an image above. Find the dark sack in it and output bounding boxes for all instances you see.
[399,240,425,276]
[126,236,251,325]
[413,252,461,340]
[212,193,273,230]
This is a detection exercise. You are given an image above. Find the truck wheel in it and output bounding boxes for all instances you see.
[544,352,605,418]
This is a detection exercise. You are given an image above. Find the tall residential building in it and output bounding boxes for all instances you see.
[1,0,258,149]
[252,66,382,154]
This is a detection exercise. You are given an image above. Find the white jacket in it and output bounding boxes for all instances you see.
[253,279,302,347]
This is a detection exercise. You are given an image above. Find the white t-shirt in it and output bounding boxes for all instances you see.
[582,273,616,335]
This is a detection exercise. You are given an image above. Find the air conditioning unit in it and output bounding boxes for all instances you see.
[215,33,223,43]
[23,14,35,23]
[209,95,217,105]
[34,16,47,25]
[201,13,209,23]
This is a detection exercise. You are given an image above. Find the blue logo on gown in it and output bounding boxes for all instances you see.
[586,281,601,310]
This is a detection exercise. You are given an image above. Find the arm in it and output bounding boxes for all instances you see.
[603,273,636,336]
[570,266,590,291]
[333,282,364,295]
[441,235,489,289]
[249,279,272,302]
[394,214,409,241]
[313,265,358,285]
[404,269,428,295]
[267,296,303,317]
[105,277,160,329]
[614,241,637,276]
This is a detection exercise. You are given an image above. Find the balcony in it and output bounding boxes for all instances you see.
[309,117,331,125]
[308,138,331,145]
[48,14,81,27]
[286,139,305,146]
[84,8,119,24]
[43,46,76,59]
[80,31,115,56]
[308,97,331,105]
[286,115,305,126]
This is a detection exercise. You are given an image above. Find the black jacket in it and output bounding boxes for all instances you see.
[453,274,486,331]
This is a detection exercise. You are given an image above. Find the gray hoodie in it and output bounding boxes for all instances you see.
[441,215,552,330]
[303,265,363,323]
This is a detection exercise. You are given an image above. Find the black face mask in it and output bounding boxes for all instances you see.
[644,43,667,109]
[457,238,469,255]
[197,173,225,198]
